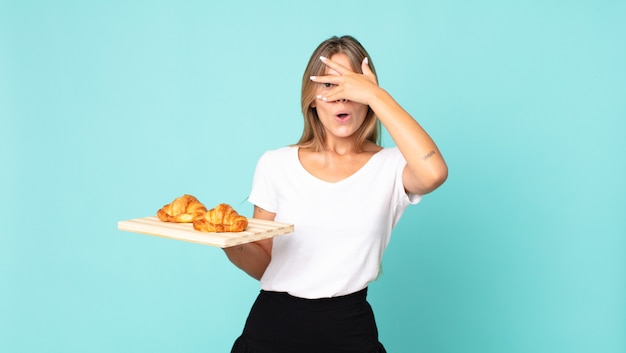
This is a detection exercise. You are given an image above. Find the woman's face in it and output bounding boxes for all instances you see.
[312,53,369,143]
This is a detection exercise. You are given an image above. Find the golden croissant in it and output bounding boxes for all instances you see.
[193,203,248,232]
[157,194,207,223]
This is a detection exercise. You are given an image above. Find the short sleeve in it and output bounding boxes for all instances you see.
[391,148,422,227]
[248,151,278,213]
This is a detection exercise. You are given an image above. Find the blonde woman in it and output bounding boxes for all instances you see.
[225,35,448,353]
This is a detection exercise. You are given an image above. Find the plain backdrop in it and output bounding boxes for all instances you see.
[1,1,625,352]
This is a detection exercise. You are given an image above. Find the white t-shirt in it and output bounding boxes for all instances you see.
[248,146,421,299]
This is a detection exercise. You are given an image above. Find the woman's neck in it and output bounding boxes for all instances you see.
[322,138,379,155]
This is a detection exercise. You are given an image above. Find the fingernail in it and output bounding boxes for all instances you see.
[310,76,316,80]
[320,56,327,61]
[364,57,369,65]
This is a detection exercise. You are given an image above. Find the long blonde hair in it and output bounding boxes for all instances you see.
[297,35,380,152]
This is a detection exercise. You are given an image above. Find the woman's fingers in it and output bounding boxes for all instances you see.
[310,56,379,103]
[320,55,376,83]
[309,74,341,84]
[361,57,378,85]
[319,56,350,75]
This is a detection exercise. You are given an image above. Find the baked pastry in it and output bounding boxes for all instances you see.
[157,194,207,223]
[193,203,248,232]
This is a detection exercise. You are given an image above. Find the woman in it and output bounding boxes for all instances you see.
[224,35,448,353]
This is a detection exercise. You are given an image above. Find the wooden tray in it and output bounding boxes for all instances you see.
[118,216,293,248]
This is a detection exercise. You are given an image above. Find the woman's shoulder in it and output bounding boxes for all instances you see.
[261,145,297,158]
[363,141,383,153]
[256,146,298,166]
[379,145,400,154]
[370,144,399,157]
[370,146,404,165]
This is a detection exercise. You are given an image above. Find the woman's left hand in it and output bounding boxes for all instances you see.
[310,56,379,105]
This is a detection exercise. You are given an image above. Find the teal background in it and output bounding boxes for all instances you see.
[2,0,625,352]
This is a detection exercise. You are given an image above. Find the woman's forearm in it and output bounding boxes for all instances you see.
[223,239,272,280]
[369,88,448,194]
[223,206,275,280]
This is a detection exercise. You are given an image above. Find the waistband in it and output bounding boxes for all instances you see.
[258,287,369,311]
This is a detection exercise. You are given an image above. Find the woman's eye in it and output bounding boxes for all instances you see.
[322,83,335,88]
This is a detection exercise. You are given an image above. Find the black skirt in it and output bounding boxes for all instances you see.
[231,287,387,353]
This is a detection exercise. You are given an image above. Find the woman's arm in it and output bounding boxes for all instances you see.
[368,88,448,195]
[222,205,275,280]
[313,56,448,195]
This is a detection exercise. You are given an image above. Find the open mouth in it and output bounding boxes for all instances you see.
[336,113,350,121]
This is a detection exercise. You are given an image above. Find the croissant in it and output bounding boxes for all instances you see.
[157,194,207,223]
[193,203,248,232]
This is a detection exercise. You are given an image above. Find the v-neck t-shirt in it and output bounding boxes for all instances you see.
[248,146,421,299]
